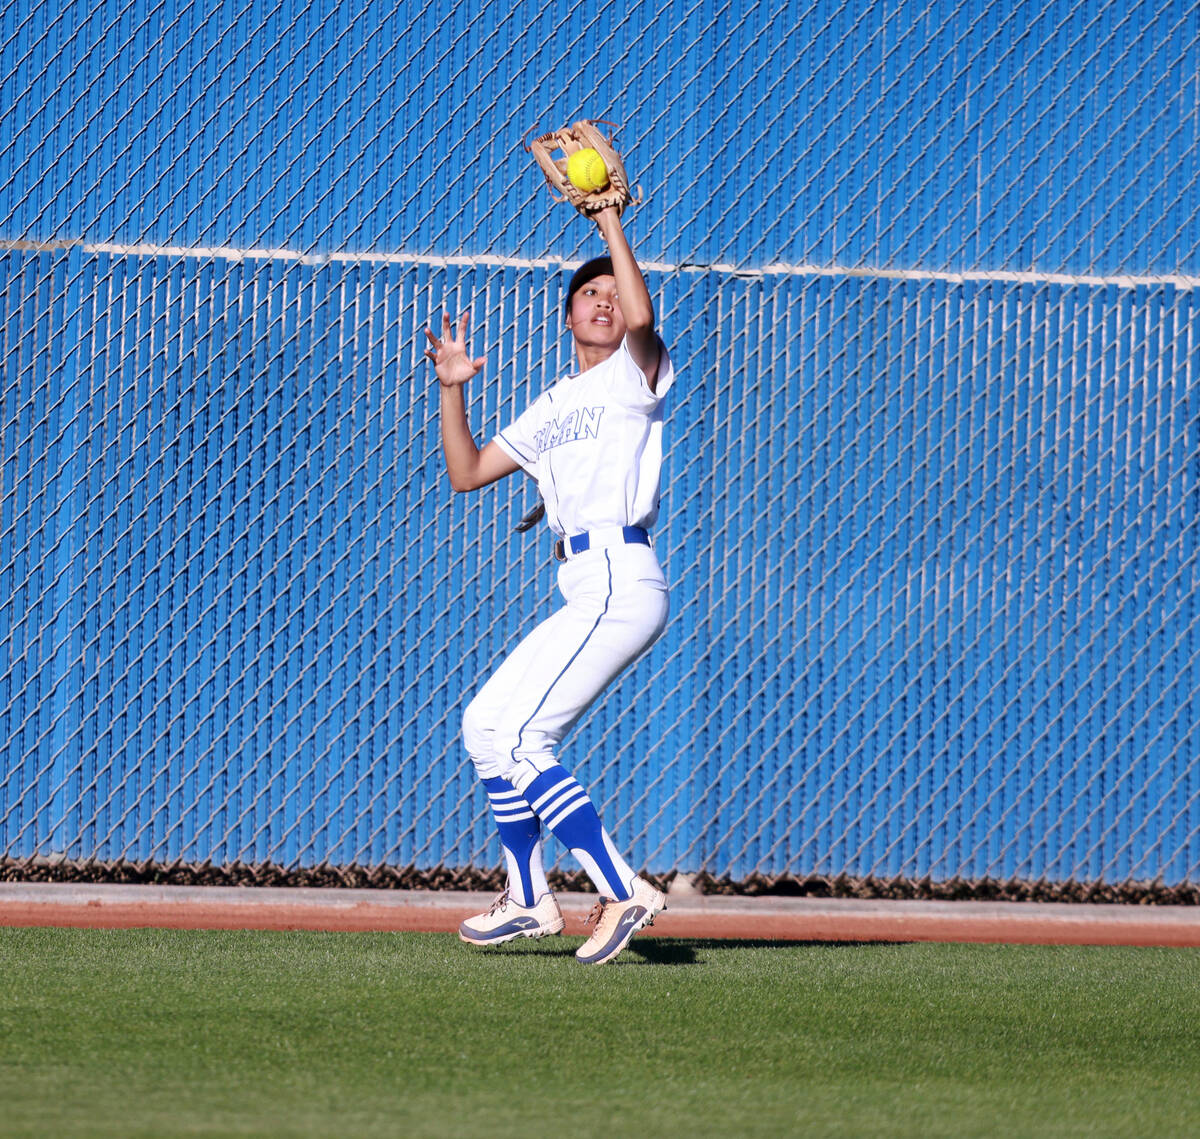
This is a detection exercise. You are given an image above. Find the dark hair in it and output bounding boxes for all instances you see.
[563,256,614,320]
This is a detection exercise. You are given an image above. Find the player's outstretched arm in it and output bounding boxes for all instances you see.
[593,207,660,391]
[424,312,519,492]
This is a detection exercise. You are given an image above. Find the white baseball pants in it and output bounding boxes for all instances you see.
[462,541,669,787]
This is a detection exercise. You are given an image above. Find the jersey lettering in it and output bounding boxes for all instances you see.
[534,406,605,454]
[493,338,674,534]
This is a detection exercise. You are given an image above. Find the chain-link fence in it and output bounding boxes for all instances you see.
[2,0,1198,888]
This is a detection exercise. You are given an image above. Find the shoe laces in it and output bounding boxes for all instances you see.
[487,889,512,916]
[583,897,613,929]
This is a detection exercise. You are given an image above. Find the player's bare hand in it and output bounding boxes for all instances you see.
[424,312,485,387]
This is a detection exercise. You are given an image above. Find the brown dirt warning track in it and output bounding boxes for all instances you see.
[2,883,1199,945]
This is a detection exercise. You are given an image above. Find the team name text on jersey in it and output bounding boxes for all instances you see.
[533,406,605,454]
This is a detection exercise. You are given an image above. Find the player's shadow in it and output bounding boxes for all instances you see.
[627,937,911,965]
[472,936,908,965]
[482,939,702,964]
[626,938,699,965]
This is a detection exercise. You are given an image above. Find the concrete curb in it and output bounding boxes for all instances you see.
[2,882,1199,945]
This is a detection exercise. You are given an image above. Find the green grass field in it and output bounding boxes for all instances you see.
[1,927,1198,1138]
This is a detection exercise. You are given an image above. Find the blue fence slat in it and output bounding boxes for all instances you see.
[1,0,1199,884]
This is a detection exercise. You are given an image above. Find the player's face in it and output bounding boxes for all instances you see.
[566,276,626,349]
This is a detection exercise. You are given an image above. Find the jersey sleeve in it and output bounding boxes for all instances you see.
[492,396,543,476]
[608,336,675,411]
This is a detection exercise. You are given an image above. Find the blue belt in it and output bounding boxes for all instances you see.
[553,526,650,563]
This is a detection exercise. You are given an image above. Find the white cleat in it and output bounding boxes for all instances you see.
[576,877,666,965]
[458,890,565,947]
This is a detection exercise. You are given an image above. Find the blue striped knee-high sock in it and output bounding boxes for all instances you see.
[482,777,548,908]
[517,765,636,901]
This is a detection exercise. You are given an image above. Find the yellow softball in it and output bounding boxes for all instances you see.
[566,147,609,193]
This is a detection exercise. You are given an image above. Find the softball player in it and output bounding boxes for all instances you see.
[423,205,672,965]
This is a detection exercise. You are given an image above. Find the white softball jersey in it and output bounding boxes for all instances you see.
[493,336,675,536]
[463,335,676,790]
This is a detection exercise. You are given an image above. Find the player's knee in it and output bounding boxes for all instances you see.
[462,698,497,777]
